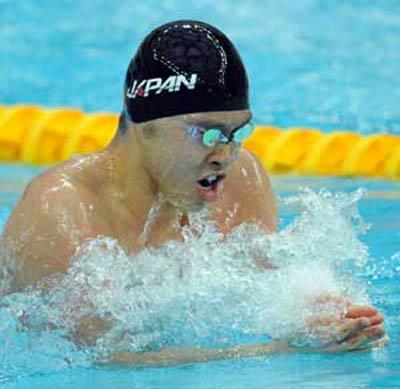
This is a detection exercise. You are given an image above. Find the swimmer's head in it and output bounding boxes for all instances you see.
[122,20,249,123]
[118,21,252,210]
[135,110,252,210]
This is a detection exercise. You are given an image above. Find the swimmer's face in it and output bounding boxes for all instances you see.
[140,110,252,211]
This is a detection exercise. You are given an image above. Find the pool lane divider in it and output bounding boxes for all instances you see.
[0,104,399,180]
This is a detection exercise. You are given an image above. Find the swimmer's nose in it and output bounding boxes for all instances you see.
[206,143,238,170]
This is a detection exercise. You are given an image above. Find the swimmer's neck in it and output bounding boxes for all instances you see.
[94,133,185,227]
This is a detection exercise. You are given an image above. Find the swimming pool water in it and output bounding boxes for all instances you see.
[0,166,399,388]
[1,0,400,387]
[1,0,399,134]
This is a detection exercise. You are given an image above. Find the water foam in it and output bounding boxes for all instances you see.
[0,188,373,378]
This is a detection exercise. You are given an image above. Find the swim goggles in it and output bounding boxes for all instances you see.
[186,122,255,147]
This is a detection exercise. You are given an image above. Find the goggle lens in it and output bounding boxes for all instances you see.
[188,122,254,148]
[202,129,223,147]
[232,123,254,143]
[202,123,254,147]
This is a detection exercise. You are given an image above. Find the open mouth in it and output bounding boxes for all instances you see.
[197,173,226,190]
[197,173,226,202]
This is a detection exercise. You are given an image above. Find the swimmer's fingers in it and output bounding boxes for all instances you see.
[305,315,369,345]
[303,312,384,348]
[304,317,369,345]
[334,317,371,343]
[329,325,387,352]
[367,314,384,326]
[345,305,379,319]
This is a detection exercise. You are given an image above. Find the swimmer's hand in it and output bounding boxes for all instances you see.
[295,297,388,352]
[322,304,387,352]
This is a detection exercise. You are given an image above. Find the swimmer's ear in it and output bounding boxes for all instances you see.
[140,121,161,140]
[116,114,150,141]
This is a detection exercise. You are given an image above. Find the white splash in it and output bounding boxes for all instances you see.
[0,189,374,377]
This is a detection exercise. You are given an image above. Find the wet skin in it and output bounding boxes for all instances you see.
[2,110,386,358]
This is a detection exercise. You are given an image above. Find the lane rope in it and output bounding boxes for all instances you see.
[0,104,399,179]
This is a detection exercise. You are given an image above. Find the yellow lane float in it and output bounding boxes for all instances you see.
[0,104,399,180]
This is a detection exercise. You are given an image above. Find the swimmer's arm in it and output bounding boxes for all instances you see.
[108,307,389,367]
[107,341,290,367]
[106,318,388,367]
[77,306,387,366]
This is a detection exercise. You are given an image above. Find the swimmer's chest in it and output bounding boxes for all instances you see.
[103,186,243,252]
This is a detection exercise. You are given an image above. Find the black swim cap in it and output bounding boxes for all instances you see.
[123,20,249,123]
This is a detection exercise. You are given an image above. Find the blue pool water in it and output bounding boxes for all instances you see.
[0,0,400,388]
[0,167,399,388]
[1,0,399,134]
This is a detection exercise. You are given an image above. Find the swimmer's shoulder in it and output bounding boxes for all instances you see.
[229,149,273,196]
[2,157,104,288]
[18,164,84,209]
[222,149,278,232]
[22,154,100,205]
[4,156,95,239]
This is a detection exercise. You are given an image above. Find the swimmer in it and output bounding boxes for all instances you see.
[2,20,386,365]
